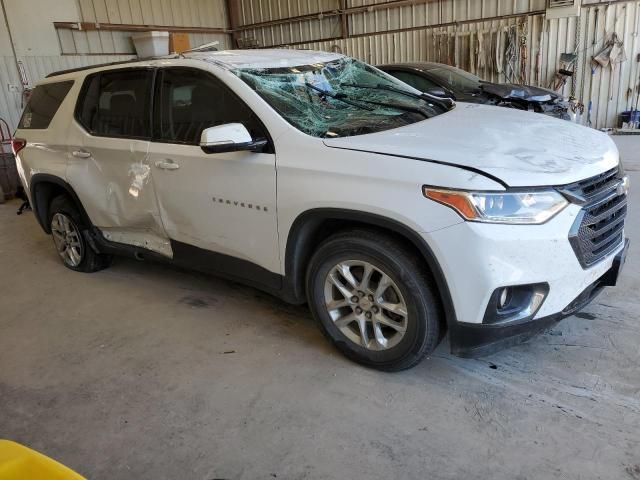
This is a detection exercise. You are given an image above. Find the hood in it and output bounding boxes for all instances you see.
[322,103,619,187]
[481,82,562,103]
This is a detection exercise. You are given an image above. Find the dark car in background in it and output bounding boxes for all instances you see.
[379,62,571,120]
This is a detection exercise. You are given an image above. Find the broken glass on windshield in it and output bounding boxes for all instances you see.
[234,58,450,138]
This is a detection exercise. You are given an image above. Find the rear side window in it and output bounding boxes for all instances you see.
[18,81,74,129]
[76,69,153,139]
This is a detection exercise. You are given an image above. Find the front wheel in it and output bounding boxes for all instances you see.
[306,230,443,371]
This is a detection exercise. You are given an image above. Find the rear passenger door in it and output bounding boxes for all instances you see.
[66,68,170,257]
[148,67,280,276]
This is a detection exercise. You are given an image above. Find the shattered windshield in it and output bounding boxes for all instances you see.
[234,57,450,138]
[426,66,482,93]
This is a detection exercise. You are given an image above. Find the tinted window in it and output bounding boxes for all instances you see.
[426,66,482,92]
[154,68,266,145]
[18,81,74,129]
[77,69,152,138]
[388,71,439,93]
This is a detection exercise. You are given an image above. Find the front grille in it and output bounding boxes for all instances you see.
[566,168,628,268]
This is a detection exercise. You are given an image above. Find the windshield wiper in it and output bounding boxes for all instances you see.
[341,82,455,109]
[304,82,374,111]
[354,98,432,119]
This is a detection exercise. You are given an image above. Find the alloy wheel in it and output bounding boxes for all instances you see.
[323,260,408,351]
[51,213,84,267]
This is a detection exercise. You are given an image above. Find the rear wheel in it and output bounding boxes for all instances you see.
[48,195,112,272]
[306,230,442,371]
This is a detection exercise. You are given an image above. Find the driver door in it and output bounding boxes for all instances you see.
[148,67,280,278]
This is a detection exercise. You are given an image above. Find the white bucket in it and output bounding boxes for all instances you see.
[131,31,170,58]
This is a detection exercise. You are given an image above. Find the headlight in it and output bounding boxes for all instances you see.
[423,187,569,224]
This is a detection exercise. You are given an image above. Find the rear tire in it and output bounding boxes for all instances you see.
[306,229,442,371]
[48,195,112,272]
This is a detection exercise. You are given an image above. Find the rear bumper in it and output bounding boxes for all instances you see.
[448,239,629,357]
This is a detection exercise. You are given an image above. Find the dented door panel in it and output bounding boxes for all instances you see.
[66,123,172,257]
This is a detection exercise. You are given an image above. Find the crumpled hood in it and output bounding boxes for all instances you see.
[323,103,619,187]
[481,82,562,103]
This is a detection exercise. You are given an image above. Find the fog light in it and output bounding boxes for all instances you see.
[498,288,511,309]
[483,283,550,325]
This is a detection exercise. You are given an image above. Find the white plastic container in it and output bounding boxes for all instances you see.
[131,31,169,58]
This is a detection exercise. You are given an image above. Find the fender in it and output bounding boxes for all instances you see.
[283,208,459,330]
[29,174,93,234]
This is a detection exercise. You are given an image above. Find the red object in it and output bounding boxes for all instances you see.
[11,138,26,156]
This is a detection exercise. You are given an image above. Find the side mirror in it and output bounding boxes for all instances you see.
[425,87,450,98]
[200,123,267,154]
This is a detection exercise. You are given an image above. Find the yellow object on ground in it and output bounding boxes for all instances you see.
[0,440,85,480]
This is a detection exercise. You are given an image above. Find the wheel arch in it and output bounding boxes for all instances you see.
[283,208,458,329]
[29,174,92,234]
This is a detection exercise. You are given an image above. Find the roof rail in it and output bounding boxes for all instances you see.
[45,58,145,78]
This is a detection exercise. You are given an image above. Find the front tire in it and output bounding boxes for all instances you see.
[306,229,442,371]
[48,195,112,272]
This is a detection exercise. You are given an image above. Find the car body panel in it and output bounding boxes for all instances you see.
[323,103,618,187]
[426,205,623,324]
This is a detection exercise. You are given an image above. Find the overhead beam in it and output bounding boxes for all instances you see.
[53,21,229,35]
[234,0,441,32]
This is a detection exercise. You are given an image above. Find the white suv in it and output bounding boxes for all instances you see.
[13,49,629,371]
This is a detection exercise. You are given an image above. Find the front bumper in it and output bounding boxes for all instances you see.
[424,203,628,357]
[449,239,629,358]
[449,240,627,357]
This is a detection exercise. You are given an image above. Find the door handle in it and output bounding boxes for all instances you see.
[155,160,180,170]
[72,149,91,159]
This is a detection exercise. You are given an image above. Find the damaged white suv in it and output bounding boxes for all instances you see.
[14,49,629,370]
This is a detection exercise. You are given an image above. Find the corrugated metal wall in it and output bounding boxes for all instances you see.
[58,0,230,54]
[0,0,230,132]
[237,0,640,129]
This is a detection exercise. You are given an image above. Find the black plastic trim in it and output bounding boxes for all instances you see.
[283,208,459,323]
[46,60,143,78]
[170,240,283,292]
[87,229,284,294]
[29,174,93,233]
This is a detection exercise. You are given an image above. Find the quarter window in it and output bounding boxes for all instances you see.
[18,81,74,129]
[154,68,266,145]
[76,69,153,138]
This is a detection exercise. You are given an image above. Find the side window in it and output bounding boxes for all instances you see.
[154,68,266,145]
[388,71,439,93]
[76,69,153,138]
[18,81,74,129]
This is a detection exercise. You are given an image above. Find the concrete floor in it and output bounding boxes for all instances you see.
[1,136,639,480]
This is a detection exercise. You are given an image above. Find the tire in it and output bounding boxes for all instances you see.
[48,195,112,272]
[306,229,443,371]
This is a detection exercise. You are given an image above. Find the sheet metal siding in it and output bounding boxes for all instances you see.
[239,0,640,129]
[238,0,342,47]
[59,0,230,54]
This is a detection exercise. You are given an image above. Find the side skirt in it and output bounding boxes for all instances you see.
[89,228,288,301]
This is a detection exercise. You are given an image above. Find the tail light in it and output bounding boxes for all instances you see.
[11,138,26,156]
